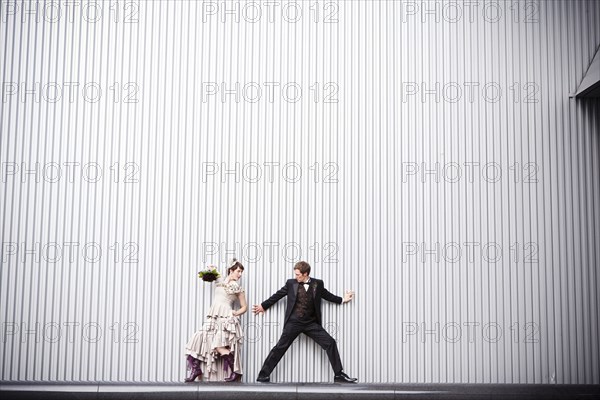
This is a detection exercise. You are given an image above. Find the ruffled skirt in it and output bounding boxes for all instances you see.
[185,315,244,380]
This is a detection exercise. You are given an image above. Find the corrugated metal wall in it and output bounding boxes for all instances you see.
[1,0,599,384]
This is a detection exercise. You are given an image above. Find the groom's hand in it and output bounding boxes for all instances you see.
[252,304,265,315]
[343,290,355,303]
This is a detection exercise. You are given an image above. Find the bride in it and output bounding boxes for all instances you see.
[184,258,247,382]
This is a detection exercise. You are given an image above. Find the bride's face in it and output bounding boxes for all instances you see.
[229,267,243,281]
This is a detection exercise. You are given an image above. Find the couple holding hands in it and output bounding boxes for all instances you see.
[184,259,357,383]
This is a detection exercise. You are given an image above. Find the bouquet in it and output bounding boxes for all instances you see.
[198,266,220,282]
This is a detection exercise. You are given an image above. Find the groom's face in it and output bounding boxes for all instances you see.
[294,269,309,283]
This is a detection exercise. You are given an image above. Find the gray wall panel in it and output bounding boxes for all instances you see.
[1,0,599,384]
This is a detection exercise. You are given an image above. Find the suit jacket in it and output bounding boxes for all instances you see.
[261,278,343,326]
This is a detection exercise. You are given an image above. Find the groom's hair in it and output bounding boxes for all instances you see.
[294,261,311,275]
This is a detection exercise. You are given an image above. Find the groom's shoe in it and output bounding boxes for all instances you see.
[334,372,358,383]
[256,375,270,383]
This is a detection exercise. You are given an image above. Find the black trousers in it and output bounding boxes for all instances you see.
[258,319,343,377]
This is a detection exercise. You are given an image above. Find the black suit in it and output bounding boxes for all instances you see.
[258,278,344,378]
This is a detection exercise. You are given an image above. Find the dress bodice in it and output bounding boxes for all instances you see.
[206,278,244,318]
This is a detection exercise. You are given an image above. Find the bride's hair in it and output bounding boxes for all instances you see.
[227,258,244,275]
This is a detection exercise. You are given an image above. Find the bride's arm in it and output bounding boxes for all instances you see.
[233,292,248,316]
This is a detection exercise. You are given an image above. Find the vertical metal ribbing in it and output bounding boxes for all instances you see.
[1,0,600,385]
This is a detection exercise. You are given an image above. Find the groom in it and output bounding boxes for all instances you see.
[252,261,357,383]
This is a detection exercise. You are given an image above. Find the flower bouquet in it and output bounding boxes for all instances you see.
[198,266,220,282]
